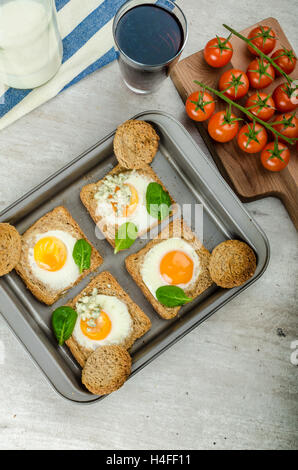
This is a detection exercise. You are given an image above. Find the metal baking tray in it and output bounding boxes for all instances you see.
[0,111,270,404]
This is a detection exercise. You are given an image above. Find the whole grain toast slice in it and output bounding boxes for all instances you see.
[0,223,22,276]
[15,206,103,305]
[209,240,256,288]
[66,271,151,367]
[113,120,159,169]
[82,345,132,395]
[80,164,175,248]
[125,218,213,320]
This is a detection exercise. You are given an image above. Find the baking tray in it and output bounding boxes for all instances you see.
[0,111,270,404]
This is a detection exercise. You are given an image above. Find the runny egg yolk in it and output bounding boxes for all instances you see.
[80,311,112,340]
[160,250,194,285]
[109,183,139,217]
[34,236,67,272]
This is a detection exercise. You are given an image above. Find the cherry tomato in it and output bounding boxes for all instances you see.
[237,122,268,153]
[204,36,233,68]
[208,107,240,142]
[271,48,297,77]
[272,83,297,113]
[245,92,275,121]
[247,58,275,89]
[271,113,298,143]
[248,26,276,56]
[219,69,249,100]
[185,91,215,122]
[261,141,290,171]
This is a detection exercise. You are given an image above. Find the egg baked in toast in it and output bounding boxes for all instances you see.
[15,206,103,305]
[125,218,213,319]
[66,271,151,367]
[80,164,175,248]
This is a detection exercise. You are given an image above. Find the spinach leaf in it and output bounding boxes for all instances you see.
[114,222,138,254]
[52,306,78,346]
[146,182,171,220]
[156,286,193,307]
[73,239,92,273]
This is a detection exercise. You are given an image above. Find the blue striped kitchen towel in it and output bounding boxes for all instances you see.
[0,0,174,131]
[0,0,129,130]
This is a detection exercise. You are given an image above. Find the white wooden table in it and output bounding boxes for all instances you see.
[0,0,297,450]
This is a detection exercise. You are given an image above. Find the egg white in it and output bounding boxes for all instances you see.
[28,230,80,291]
[141,238,201,298]
[95,172,157,234]
[73,295,133,350]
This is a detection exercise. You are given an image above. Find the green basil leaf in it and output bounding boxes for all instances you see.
[114,222,138,254]
[52,306,77,346]
[72,239,92,273]
[156,286,193,307]
[146,182,172,220]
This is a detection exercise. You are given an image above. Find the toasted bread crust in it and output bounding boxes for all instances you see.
[15,206,103,305]
[66,271,151,367]
[125,219,213,320]
[66,336,90,368]
[0,223,22,276]
[113,120,159,169]
[80,164,175,248]
[209,240,257,288]
[82,345,132,395]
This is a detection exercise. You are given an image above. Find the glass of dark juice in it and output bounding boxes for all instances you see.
[113,0,188,94]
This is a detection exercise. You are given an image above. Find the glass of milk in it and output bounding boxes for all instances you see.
[0,0,63,89]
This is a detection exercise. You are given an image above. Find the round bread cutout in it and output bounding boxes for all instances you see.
[209,240,257,288]
[0,223,22,276]
[82,345,132,395]
[113,119,159,169]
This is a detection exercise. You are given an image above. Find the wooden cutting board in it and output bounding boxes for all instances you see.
[171,17,298,229]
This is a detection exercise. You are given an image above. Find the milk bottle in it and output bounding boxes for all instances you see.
[0,0,63,89]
